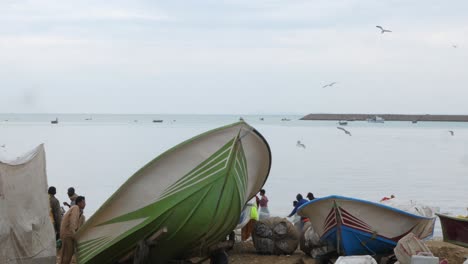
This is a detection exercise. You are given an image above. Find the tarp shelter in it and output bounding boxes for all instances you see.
[0,144,56,264]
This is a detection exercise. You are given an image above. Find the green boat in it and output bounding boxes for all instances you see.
[75,121,272,263]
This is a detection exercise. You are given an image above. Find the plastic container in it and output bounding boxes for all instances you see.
[410,255,439,264]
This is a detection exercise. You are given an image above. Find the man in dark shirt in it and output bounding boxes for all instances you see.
[48,186,62,240]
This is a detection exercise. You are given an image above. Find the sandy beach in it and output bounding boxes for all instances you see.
[225,239,468,264]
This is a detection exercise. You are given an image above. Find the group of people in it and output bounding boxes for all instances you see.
[288,192,316,232]
[240,190,317,240]
[48,186,86,264]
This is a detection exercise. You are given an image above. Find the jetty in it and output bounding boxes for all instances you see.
[300,114,468,122]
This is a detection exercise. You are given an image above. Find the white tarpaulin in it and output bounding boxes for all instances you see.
[0,144,56,264]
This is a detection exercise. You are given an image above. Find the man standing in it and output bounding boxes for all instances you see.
[48,186,62,240]
[60,196,86,264]
[258,189,270,219]
[63,187,79,208]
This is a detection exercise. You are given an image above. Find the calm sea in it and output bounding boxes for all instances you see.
[1,113,467,237]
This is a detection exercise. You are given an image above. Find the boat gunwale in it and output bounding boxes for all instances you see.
[298,195,436,220]
[436,212,468,223]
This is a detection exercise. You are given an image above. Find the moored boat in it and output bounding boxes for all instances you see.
[298,195,436,256]
[76,121,272,263]
[436,213,468,248]
[367,116,384,123]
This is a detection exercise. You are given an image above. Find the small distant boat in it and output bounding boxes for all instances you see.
[281,118,291,121]
[412,120,418,124]
[367,116,384,123]
[152,120,163,123]
[85,117,92,121]
[259,117,264,121]
[338,121,348,125]
[51,118,58,124]
[298,195,436,256]
[76,121,272,263]
[436,213,468,248]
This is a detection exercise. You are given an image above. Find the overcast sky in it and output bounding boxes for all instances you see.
[1,0,467,114]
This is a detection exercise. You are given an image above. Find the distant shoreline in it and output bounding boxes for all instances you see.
[300,113,468,122]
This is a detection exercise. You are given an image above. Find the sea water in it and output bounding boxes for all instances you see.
[1,113,467,237]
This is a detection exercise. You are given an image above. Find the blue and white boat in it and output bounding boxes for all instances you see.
[297,195,435,256]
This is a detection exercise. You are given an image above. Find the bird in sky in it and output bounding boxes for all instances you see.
[322,82,337,88]
[0,144,5,148]
[337,127,352,136]
[296,140,306,149]
[376,25,392,34]
[448,130,454,136]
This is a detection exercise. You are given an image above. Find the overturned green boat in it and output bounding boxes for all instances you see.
[76,121,272,263]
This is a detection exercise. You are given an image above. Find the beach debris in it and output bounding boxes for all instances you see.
[252,217,299,255]
[394,233,434,264]
[335,255,377,264]
[376,25,392,34]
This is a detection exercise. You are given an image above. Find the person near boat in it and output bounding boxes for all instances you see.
[380,194,395,202]
[63,187,79,208]
[241,199,259,241]
[288,194,309,232]
[307,192,316,200]
[60,196,86,264]
[48,186,62,240]
[256,189,270,219]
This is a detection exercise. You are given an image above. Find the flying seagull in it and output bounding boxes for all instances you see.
[376,25,392,34]
[296,140,306,149]
[448,130,454,136]
[337,127,352,136]
[322,82,337,88]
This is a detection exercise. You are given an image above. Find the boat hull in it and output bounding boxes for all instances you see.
[436,213,468,248]
[76,122,271,263]
[298,195,435,256]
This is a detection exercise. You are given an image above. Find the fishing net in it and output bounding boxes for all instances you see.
[252,217,299,255]
[0,145,55,264]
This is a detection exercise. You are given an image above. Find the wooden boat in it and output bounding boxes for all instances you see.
[152,119,163,123]
[298,195,436,256]
[76,121,272,263]
[51,118,58,124]
[338,121,348,125]
[436,213,468,248]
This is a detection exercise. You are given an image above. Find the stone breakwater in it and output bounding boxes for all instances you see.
[300,114,468,122]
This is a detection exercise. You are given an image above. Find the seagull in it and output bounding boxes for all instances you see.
[337,127,352,136]
[296,140,306,149]
[376,25,392,34]
[448,130,454,136]
[322,82,337,88]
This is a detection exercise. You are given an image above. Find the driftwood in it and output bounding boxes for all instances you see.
[252,217,299,255]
